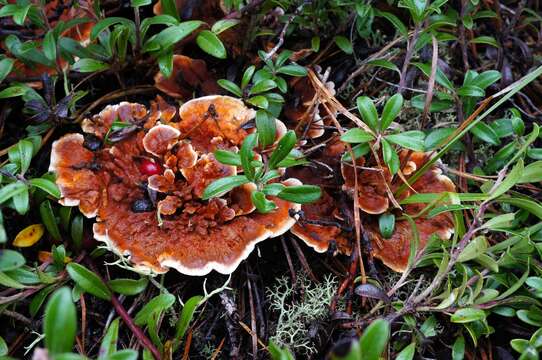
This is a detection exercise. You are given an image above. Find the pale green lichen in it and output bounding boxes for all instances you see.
[267,273,338,356]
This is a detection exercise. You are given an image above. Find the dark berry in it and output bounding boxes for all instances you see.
[131,199,154,212]
[83,134,103,151]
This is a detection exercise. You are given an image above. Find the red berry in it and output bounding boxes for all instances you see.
[139,159,162,176]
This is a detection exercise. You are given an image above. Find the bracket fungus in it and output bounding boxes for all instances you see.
[289,147,456,272]
[50,96,305,276]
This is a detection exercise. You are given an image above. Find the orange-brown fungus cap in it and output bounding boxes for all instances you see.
[286,150,351,254]
[181,153,236,198]
[142,124,181,156]
[367,151,456,272]
[178,95,256,152]
[154,55,220,100]
[50,96,302,275]
[341,158,392,215]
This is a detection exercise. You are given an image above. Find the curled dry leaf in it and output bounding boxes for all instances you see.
[50,95,303,276]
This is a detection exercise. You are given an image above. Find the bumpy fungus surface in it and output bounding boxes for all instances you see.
[290,148,456,272]
[50,96,301,275]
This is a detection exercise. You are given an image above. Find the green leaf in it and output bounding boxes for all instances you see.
[367,59,400,74]
[144,21,203,51]
[90,17,134,40]
[249,80,277,95]
[396,343,416,360]
[413,62,454,91]
[108,277,148,296]
[131,0,152,6]
[43,30,57,61]
[380,94,403,130]
[381,138,399,174]
[471,122,500,145]
[471,70,501,89]
[451,308,486,323]
[30,178,60,198]
[240,133,258,180]
[375,10,408,36]
[246,95,269,109]
[334,35,353,54]
[518,161,542,183]
[0,84,29,99]
[470,36,499,47]
[8,139,33,174]
[134,293,176,326]
[217,79,242,97]
[251,191,277,213]
[12,187,29,215]
[0,249,25,271]
[356,96,379,131]
[40,200,61,241]
[0,336,7,356]
[108,349,139,360]
[277,64,308,77]
[277,185,321,204]
[360,319,390,360]
[72,58,110,73]
[214,150,242,166]
[44,287,77,354]
[196,30,227,59]
[211,19,240,34]
[256,110,276,148]
[268,130,296,169]
[479,213,514,230]
[262,183,285,196]
[0,58,14,83]
[159,0,180,20]
[457,85,485,97]
[487,159,524,200]
[379,213,395,239]
[268,341,295,360]
[71,215,84,249]
[174,295,203,345]
[202,175,250,200]
[385,131,426,151]
[98,318,119,359]
[457,236,488,262]
[66,263,112,301]
[241,65,255,89]
[0,182,28,204]
[452,336,465,360]
[0,271,26,289]
[340,128,374,144]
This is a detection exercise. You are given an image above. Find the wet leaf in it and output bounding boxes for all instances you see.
[40,201,61,241]
[196,30,227,59]
[134,293,175,326]
[44,287,77,354]
[66,263,112,301]
[108,277,149,296]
